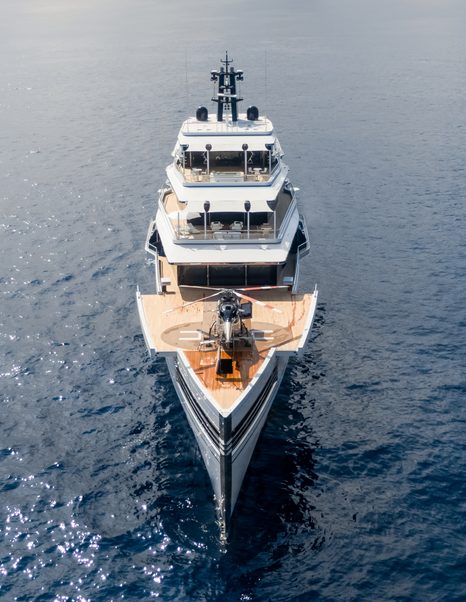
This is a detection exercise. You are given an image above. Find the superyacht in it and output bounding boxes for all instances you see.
[137,53,318,536]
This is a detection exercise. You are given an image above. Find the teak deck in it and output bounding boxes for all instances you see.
[139,273,314,410]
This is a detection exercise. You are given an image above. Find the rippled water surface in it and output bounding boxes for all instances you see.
[1,0,466,600]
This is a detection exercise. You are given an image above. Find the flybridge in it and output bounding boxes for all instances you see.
[195,52,260,124]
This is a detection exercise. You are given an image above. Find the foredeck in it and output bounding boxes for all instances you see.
[138,275,316,410]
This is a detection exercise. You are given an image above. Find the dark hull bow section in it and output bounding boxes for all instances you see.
[167,351,284,537]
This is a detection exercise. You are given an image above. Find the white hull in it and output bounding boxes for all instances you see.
[165,350,289,534]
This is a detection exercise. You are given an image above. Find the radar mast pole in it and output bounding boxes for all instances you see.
[211,51,244,122]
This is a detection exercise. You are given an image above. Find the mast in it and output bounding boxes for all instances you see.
[211,51,243,122]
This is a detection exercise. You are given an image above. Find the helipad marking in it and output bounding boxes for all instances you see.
[179,330,203,341]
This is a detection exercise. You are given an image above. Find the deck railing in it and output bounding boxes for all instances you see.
[175,224,276,241]
[176,164,280,184]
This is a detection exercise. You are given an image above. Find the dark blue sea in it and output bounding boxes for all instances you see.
[1,0,466,600]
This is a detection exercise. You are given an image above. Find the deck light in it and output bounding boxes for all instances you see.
[205,143,212,174]
[242,143,248,177]
[204,200,210,239]
[244,200,251,239]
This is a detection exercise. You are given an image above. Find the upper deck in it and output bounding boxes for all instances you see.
[158,186,295,243]
[180,114,274,136]
[171,113,283,187]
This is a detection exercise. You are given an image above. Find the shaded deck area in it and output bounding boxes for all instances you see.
[162,189,294,241]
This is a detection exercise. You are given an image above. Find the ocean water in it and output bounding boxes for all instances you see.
[1,0,466,600]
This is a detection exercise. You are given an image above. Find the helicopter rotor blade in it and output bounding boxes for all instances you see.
[163,290,222,314]
[236,285,288,292]
[179,285,222,291]
[233,291,282,313]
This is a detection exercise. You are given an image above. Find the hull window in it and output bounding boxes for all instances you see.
[209,265,246,287]
[178,265,278,287]
[246,265,277,286]
[178,265,208,286]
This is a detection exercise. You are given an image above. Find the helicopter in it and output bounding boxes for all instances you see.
[164,285,284,352]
